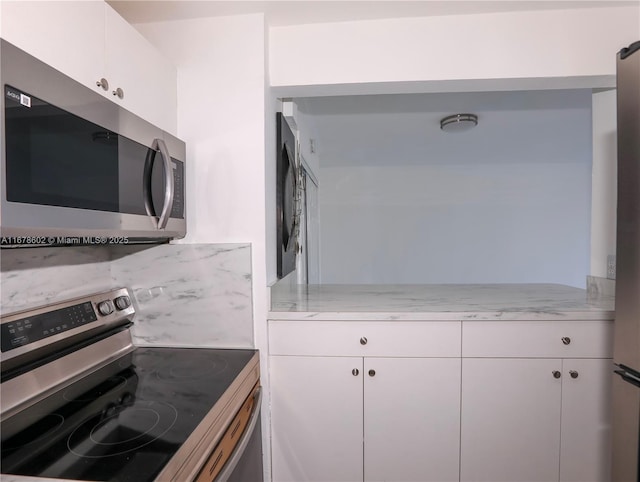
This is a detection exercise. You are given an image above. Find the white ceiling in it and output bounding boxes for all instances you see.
[107,0,637,26]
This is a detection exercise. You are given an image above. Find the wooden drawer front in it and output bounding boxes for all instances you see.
[462,321,613,358]
[269,321,461,357]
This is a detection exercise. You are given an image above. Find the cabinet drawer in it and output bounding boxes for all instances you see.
[462,321,613,358]
[269,321,461,357]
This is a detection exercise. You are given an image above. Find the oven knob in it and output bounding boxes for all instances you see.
[120,392,135,406]
[114,295,131,310]
[97,300,115,316]
[102,403,118,419]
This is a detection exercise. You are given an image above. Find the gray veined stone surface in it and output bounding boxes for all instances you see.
[1,243,254,348]
[270,283,614,321]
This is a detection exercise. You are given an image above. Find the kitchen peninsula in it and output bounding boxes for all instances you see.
[268,283,614,482]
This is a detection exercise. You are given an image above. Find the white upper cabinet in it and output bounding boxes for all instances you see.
[0,1,176,133]
[1,1,105,90]
[104,6,176,133]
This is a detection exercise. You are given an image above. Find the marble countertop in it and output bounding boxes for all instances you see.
[269,284,615,321]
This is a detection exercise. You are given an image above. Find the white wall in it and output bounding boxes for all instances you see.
[134,12,268,323]
[591,90,618,278]
[308,90,593,287]
[134,14,272,479]
[135,15,266,246]
[270,6,639,95]
[292,99,322,177]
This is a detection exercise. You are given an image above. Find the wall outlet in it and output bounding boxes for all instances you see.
[607,254,616,279]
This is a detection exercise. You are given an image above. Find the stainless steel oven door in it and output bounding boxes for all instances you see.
[218,404,263,481]
[194,386,263,482]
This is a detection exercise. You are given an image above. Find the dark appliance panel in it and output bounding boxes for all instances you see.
[1,347,258,481]
[276,112,298,279]
[613,39,640,482]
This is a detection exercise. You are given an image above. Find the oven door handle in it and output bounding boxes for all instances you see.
[215,387,262,482]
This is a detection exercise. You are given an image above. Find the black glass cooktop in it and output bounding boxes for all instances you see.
[1,347,256,481]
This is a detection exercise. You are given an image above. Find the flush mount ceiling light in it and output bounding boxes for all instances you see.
[440,113,478,133]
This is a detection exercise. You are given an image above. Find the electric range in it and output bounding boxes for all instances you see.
[0,288,261,482]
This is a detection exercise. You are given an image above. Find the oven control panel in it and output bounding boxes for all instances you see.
[1,302,97,353]
[0,288,134,356]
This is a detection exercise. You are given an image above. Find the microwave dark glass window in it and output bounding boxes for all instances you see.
[5,86,119,212]
[4,85,184,219]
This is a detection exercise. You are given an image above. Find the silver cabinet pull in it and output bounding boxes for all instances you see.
[569,370,579,379]
[352,369,359,376]
[96,78,109,90]
[561,337,571,345]
[112,87,124,99]
[368,369,376,377]
[360,337,368,345]
[552,370,562,379]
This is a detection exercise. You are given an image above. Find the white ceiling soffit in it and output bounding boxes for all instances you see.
[106,0,638,27]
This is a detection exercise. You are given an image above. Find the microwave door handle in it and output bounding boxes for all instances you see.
[151,138,175,230]
[143,147,156,224]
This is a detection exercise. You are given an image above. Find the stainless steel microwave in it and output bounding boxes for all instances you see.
[0,40,186,247]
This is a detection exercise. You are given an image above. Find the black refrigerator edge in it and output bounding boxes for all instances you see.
[612,39,640,482]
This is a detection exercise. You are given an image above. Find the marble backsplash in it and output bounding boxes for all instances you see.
[110,244,253,348]
[1,246,113,313]
[1,243,253,348]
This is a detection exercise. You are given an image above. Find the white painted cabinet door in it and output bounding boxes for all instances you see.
[105,6,177,132]
[461,358,562,482]
[270,356,364,482]
[1,0,105,90]
[560,358,612,482]
[364,357,461,482]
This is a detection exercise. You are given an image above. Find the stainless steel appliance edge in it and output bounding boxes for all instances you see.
[612,39,640,482]
[0,39,186,244]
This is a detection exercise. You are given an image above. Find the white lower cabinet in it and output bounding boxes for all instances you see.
[559,358,612,482]
[460,320,613,482]
[270,355,461,482]
[364,357,461,482]
[269,320,462,482]
[460,358,563,482]
[269,320,611,482]
[270,356,364,482]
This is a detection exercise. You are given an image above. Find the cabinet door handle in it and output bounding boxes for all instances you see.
[96,78,109,91]
[360,337,368,345]
[552,370,562,379]
[368,369,376,377]
[352,369,359,376]
[561,337,571,345]
[569,370,579,379]
[112,87,124,99]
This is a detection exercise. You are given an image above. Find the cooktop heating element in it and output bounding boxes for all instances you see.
[0,289,261,482]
